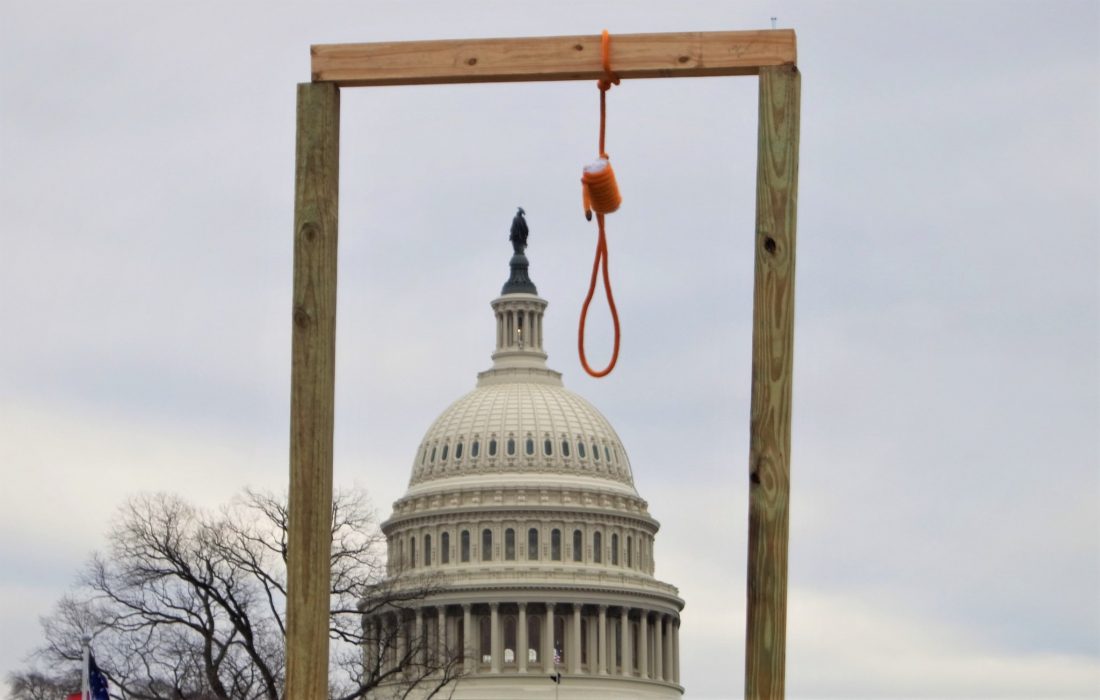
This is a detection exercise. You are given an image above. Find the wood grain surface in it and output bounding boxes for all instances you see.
[287,81,339,700]
[312,30,796,86]
[745,64,800,700]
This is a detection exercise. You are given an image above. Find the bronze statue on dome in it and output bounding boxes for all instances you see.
[509,207,528,254]
[501,207,536,295]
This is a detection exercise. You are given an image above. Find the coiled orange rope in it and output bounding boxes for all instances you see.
[578,29,622,378]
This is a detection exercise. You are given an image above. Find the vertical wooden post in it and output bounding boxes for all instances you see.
[745,64,800,700]
[287,81,340,700]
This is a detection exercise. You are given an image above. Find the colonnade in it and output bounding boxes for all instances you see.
[364,601,680,685]
[496,306,543,351]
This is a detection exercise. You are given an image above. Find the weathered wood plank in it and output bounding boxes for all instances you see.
[745,64,800,700]
[312,29,796,86]
[286,81,340,700]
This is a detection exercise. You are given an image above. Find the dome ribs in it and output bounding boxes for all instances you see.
[408,383,637,491]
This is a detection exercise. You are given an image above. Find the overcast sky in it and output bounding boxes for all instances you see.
[2,1,1097,698]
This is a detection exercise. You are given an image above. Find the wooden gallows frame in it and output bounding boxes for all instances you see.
[287,28,800,700]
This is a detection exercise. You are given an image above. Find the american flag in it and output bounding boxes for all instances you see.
[65,650,109,700]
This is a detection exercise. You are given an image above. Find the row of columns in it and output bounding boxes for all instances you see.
[496,307,543,351]
[365,602,680,684]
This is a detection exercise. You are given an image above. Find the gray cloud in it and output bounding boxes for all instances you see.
[2,1,1097,697]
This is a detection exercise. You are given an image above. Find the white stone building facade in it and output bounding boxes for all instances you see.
[365,238,683,698]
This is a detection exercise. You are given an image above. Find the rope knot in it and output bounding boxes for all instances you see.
[582,157,622,217]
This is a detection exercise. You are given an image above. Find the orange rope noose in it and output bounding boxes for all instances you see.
[578,30,622,378]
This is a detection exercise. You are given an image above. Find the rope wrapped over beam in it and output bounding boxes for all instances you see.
[311,29,796,86]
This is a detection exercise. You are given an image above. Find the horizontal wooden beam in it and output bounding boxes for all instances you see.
[311,29,796,87]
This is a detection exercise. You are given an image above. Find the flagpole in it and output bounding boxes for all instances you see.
[81,636,90,700]
[555,648,560,700]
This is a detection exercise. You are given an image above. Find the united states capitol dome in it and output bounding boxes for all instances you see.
[368,210,683,700]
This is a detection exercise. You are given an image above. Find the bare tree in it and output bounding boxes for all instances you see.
[9,489,460,700]
[7,669,81,700]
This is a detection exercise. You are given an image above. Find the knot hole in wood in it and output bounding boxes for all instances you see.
[300,222,318,242]
[293,306,311,329]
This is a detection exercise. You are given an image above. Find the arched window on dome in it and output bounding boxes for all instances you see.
[592,443,600,462]
[632,621,640,672]
[544,438,553,456]
[593,531,602,563]
[480,616,491,664]
[455,442,463,460]
[527,615,541,663]
[528,528,539,560]
[488,439,497,457]
[481,529,493,561]
[430,447,436,463]
[456,616,465,663]
[525,437,534,456]
[506,438,516,456]
[441,444,448,461]
[409,536,417,569]
[561,439,571,457]
[441,532,450,564]
[554,615,567,668]
[551,529,561,561]
[504,615,517,665]
[611,533,619,565]
[424,534,432,566]
[577,441,586,459]
[420,446,426,466]
[471,440,480,458]
[627,535,633,568]
[573,530,583,562]
[505,528,516,560]
[461,530,470,562]
[614,617,622,668]
[605,446,612,463]
[581,613,589,665]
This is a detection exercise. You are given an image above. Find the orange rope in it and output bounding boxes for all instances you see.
[578,29,622,378]
[578,213,620,377]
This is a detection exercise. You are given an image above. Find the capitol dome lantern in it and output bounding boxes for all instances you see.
[365,210,684,699]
